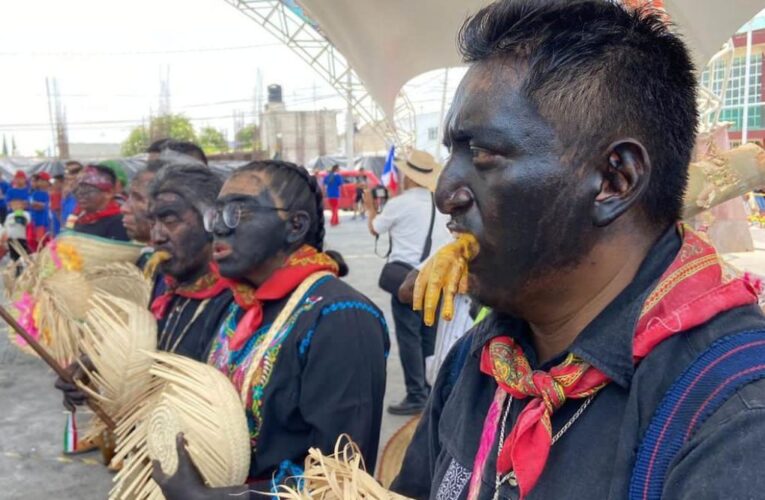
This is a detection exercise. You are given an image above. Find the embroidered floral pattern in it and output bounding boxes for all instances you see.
[436,459,472,500]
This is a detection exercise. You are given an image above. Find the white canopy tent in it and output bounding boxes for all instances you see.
[297,0,765,120]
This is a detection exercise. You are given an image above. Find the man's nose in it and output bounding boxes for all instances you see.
[436,171,475,215]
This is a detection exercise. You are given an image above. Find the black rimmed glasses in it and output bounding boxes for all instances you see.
[203,199,289,232]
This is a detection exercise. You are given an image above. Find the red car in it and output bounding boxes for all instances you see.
[316,170,381,211]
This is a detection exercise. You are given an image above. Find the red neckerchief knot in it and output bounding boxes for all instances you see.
[218,245,339,351]
[479,225,760,499]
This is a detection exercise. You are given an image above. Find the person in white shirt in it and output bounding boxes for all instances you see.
[1,199,31,263]
[364,150,451,415]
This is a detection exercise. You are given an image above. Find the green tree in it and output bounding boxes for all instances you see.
[198,127,229,154]
[235,124,260,151]
[121,114,197,156]
[121,126,150,156]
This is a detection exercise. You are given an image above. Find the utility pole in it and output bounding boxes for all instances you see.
[45,77,57,157]
[345,71,354,168]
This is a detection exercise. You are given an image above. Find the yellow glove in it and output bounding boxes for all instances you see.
[413,233,479,326]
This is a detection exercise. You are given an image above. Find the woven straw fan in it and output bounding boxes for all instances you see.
[85,263,152,308]
[274,436,413,500]
[77,293,158,440]
[57,231,144,268]
[110,352,251,500]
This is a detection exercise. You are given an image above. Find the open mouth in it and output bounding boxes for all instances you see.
[212,242,233,261]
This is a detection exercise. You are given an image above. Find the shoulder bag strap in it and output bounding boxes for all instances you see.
[419,193,437,263]
[629,329,765,500]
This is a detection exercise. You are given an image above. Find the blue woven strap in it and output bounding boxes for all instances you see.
[629,329,765,500]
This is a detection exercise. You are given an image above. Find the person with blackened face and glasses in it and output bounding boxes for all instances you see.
[152,160,389,499]
[392,1,765,500]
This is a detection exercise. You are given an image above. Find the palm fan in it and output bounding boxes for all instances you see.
[5,239,150,364]
[56,231,144,268]
[85,263,152,308]
[376,416,421,489]
[274,436,413,500]
[77,294,158,441]
[110,352,251,500]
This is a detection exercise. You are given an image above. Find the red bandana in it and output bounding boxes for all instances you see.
[219,245,339,351]
[480,225,760,498]
[76,200,122,226]
[151,264,228,320]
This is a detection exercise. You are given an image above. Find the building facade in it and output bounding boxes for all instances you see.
[701,17,765,146]
[260,85,340,165]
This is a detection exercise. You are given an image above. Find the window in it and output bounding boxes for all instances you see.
[701,53,763,131]
[427,127,439,141]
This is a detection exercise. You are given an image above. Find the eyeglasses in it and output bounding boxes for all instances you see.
[203,200,288,232]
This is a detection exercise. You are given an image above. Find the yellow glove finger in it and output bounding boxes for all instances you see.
[413,258,434,312]
[423,259,449,327]
[440,259,464,322]
[458,269,469,295]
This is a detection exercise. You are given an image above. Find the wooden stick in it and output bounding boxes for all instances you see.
[0,303,116,429]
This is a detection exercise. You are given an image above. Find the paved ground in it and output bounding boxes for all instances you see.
[0,213,410,499]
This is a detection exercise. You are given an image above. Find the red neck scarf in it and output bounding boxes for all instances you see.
[76,200,121,226]
[220,245,339,351]
[480,225,760,498]
[151,264,228,320]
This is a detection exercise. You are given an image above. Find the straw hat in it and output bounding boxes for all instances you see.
[394,150,443,192]
[111,352,251,500]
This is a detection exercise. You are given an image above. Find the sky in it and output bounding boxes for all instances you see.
[0,0,460,156]
[4,1,761,157]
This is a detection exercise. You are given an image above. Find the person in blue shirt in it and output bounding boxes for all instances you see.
[6,171,30,210]
[0,172,10,223]
[322,164,344,226]
[29,172,52,249]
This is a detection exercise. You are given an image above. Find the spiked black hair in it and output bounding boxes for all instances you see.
[458,0,698,225]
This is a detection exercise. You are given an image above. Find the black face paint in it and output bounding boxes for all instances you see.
[436,62,600,313]
[212,188,288,280]
[149,192,211,283]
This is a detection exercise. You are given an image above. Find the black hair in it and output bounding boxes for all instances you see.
[232,160,349,277]
[458,0,698,226]
[65,160,83,169]
[87,164,117,187]
[146,138,208,165]
[149,163,223,217]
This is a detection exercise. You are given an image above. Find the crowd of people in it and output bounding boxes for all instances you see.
[10,0,765,499]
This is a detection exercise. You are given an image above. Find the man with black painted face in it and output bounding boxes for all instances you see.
[152,160,389,499]
[393,2,765,499]
[145,164,233,361]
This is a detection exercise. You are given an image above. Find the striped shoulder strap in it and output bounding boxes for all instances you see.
[629,329,765,500]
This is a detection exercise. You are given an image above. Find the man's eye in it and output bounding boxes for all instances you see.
[470,147,498,164]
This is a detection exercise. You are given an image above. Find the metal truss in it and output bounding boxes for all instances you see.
[223,0,417,148]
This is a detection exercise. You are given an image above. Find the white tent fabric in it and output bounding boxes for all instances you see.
[298,0,764,119]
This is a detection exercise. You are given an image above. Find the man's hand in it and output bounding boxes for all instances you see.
[398,269,419,305]
[152,433,211,500]
[54,357,93,412]
[413,234,480,326]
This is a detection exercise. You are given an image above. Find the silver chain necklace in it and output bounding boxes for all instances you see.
[492,394,595,500]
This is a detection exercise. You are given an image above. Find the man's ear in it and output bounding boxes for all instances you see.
[591,139,652,227]
[285,210,311,245]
